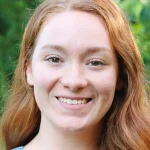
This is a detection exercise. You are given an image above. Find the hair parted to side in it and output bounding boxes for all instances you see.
[1,0,150,149]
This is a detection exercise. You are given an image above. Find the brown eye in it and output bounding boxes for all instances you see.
[46,57,62,63]
[51,57,60,63]
[90,61,101,66]
[87,60,105,66]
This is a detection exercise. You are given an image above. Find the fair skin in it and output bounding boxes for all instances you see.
[25,11,119,150]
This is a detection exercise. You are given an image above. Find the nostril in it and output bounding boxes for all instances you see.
[61,77,88,92]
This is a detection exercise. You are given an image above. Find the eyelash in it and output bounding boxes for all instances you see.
[45,56,63,63]
[45,56,106,67]
[87,59,106,66]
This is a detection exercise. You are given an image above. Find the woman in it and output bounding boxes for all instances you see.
[1,0,150,149]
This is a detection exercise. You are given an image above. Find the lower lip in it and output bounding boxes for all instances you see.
[55,97,93,111]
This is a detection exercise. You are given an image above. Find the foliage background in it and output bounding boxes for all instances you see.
[0,0,150,148]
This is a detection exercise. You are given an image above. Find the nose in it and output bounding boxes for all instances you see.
[60,64,88,92]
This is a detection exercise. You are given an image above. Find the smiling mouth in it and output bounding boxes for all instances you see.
[56,97,92,105]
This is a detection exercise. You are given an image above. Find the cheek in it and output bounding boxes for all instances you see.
[90,70,117,95]
[32,66,60,92]
[95,70,117,111]
[90,71,117,119]
[32,66,60,111]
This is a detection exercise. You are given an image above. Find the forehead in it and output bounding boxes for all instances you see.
[35,11,112,53]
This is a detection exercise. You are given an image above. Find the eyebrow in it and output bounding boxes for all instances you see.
[41,44,66,53]
[85,47,111,55]
[41,44,111,55]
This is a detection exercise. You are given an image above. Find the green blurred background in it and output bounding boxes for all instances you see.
[0,0,150,148]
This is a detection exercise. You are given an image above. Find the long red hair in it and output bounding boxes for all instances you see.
[1,0,150,149]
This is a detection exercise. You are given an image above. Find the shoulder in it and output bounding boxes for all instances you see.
[12,147,24,150]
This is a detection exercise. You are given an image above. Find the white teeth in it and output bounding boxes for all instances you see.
[57,97,88,105]
[78,100,81,104]
[82,99,86,104]
[73,100,77,104]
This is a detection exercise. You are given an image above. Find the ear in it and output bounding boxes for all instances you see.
[26,64,34,86]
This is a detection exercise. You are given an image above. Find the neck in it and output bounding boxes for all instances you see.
[25,116,103,150]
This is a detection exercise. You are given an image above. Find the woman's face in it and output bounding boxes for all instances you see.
[26,11,119,132]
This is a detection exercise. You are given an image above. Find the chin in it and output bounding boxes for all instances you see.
[57,121,87,133]
[61,126,85,133]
